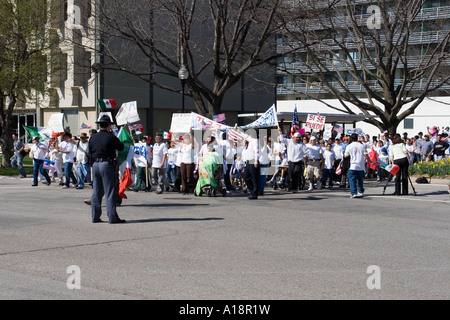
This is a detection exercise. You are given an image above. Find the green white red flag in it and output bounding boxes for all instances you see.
[117,127,135,199]
[98,99,117,110]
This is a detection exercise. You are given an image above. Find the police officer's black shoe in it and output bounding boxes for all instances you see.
[110,219,126,224]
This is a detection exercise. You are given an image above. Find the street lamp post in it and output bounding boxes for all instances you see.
[178,65,189,113]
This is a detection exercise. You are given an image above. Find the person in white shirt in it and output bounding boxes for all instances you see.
[278,128,309,193]
[306,136,324,191]
[321,144,336,188]
[231,153,245,191]
[389,134,410,195]
[133,136,152,192]
[151,133,168,194]
[258,136,272,195]
[58,133,78,189]
[332,137,343,185]
[166,140,180,187]
[344,134,372,198]
[241,133,260,199]
[75,133,92,189]
[30,136,51,187]
[217,131,235,194]
[48,137,64,185]
[176,133,196,195]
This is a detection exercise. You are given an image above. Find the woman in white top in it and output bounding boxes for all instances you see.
[389,134,410,195]
[177,133,196,195]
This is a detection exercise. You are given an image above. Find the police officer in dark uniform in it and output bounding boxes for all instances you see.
[88,115,125,224]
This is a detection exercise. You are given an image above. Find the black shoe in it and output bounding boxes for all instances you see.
[248,195,258,200]
[47,181,51,186]
[76,186,83,190]
[392,192,400,196]
[92,219,103,223]
[110,219,126,224]
[31,184,38,187]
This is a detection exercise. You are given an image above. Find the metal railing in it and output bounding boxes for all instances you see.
[277,79,450,95]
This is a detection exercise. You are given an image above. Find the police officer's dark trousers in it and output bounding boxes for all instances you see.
[91,161,121,223]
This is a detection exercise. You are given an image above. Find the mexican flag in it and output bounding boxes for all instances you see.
[98,99,117,110]
[157,130,171,140]
[24,126,54,141]
[117,127,135,199]
[382,164,400,176]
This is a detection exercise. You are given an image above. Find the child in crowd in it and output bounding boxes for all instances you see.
[321,144,336,188]
[231,154,245,191]
[377,147,390,181]
[269,152,288,188]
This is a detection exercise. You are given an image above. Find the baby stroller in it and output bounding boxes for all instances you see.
[194,149,227,197]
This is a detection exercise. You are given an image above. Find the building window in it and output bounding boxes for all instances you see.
[404,118,414,129]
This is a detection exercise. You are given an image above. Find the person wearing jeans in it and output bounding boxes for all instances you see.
[151,133,168,194]
[75,133,92,189]
[30,136,51,186]
[58,133,78,188]
[12,133,27,178]
[344,134,372,198]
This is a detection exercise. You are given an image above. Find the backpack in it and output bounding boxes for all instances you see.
[415,176,429,184]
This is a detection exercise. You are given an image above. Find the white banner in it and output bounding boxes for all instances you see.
[170,113,193,133]
[116,101,140,126]
[48,113,64,133]
[191,112,231,131]
[239,105,278,130]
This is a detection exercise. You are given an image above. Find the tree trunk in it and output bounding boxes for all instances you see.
[0,121,14,168]
[0,98,16,168]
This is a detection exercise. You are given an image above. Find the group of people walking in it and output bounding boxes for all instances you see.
[10,116,450,224]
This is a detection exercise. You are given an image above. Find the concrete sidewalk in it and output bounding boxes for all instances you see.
[0,176,449,299]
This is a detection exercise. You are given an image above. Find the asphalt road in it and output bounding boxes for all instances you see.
[0,176,449,300]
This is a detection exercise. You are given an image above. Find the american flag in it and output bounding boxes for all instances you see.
[291,106,300,137]
[335,160,342,175]
[227,129,245,141]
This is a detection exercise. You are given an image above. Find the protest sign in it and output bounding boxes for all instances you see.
[48,113,64,133]
[116,101,140,126]
[305,113,326,130]
[170,113,193,133]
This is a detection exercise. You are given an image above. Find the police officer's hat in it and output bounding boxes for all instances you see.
[96,115,113,125]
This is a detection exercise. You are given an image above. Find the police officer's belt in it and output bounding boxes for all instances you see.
[95,158,115,162]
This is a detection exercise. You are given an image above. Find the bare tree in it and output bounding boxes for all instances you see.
[278,0,450,133]
[84,0,289,117]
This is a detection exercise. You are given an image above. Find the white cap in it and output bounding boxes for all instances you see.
[310,136,317,141]
[293,133,301,138]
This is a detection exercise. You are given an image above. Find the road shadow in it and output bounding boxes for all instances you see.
[126,217,224,224]
[121,203,210,208]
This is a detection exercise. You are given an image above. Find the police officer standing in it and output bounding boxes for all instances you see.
[88,115,125,224]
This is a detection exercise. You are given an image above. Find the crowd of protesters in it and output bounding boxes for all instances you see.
[10,125,450,197]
